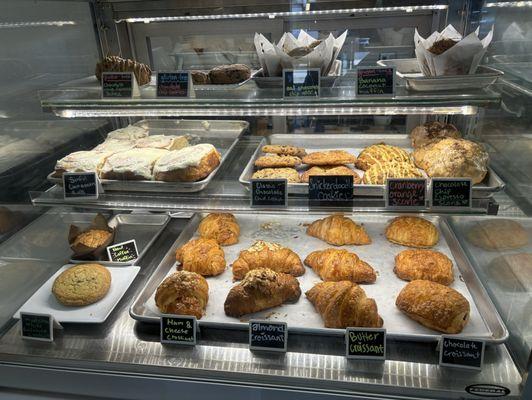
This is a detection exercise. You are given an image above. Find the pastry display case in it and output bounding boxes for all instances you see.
[0,1,531,399]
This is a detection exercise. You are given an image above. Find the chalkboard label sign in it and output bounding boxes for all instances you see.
[283,69,320,98]
[439,336,485,370]
[63,172,99,200]
[157,72,190,98]
[249,320,287,352]
[308,175,353,207]
[251,179,287,207]
[20,312,53,342]
[107,239,139,263]
[385,178,427,209]
[160,315,196,345]
[102,72,136,98]
[345,328,386,360]
[431,178,472,208]
[356,66,395,97]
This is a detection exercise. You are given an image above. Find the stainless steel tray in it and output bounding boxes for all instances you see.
[253,72,338,89]
[377,59,503,92]
[0,210,169,266]
[48,119,248,193]
[239,134,505,198]
[130,212,508,344]
[193,69,259,90]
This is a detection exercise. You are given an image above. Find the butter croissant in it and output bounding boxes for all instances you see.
[232,240,305,280]
[175,238,226,276]
[198,213,240,246]
[155,271,208,319]
[306,281,383,328]
[224,268,301,317]
[304,249,376,284]
[306,214,371,246]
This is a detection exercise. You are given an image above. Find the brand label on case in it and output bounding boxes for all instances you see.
[156,71,190,98]
[249,321,287,352]
[283,69,320,98]
[251,179,287,207]
[308,175,353,207]
[356,66,395,97]
[385,178,426,209]
[431,178,472,208]
[439,336,485,370]
[345,328,386,359]
[63,172,99,200]
[160,315,196,345]
[102,72,135,98]
[20,312,53,342]
[107,239,138,263]
[465,384,510,397]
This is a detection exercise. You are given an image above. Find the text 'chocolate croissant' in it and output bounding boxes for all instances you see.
[304,248,376,284]
[306,214,371,246]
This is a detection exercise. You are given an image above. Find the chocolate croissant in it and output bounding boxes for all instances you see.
[95,55,152,86]
[304,248,376,284]
[198,213,240,246]
[306,214,371,246]
[224,268,301,317]
[232,240,304,280]
[155,271,208,319]
[175,238,226,276]
[306,281,383,328]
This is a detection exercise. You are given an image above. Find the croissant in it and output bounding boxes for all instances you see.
[175,238,226,276]
[95,55,152,86]
[232,240,305,280]
[306,281,383,328]
[224,268,301,317]
[198,213,240,246]
[304,249,376,283]
[155,271,208,319]
[306,214,371,246]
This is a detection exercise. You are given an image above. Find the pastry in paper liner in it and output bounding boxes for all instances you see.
[68,213,115,260]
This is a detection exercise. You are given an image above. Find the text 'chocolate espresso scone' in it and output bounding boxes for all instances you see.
[95,55,152,86]
[52,264,111,307]
[394,249,454,285]
[175,238,226,277]
[385,216,439,248]
[410,121,461,148]
[198,213,240,246]
[306,214,371,246]
[155,270,208,319]
[355,143,411,171]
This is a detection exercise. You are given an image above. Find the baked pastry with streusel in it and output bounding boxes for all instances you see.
[356,143,411,171]
[410,121,461,148]
[362,161,423,185]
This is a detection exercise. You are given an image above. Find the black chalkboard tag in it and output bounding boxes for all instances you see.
[249,320,287,352]
[107,239,139,263]
[356,66,395,97]
[308,175,354,208]
[156,71,192,98]
[283,68,320,98]
[102,72,140,98]
[439,336,485,370]
[160,314,197,345]
[431,178,472,209]
[385,178,427,209]
[345,328,386,360]
[63,172,99,200]
[20,312,54,342]
[251,179,287,207]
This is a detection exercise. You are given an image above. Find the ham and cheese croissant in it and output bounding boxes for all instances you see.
[304,249,376,284]
[175,238,226,276]
[306,281,383,328]
[198,213,240,246]
[224,268,301,317]
[306,214,371,246]
[155,271,208,319]
[231,240,304,280]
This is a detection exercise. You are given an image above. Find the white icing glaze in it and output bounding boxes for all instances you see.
[94,139,136,153]
[154,144,216,172]
[107,125,148,140]
[101,148,168,179]
[56,151,112,173]
[135,135,188,150]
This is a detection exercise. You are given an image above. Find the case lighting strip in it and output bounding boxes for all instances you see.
[486,1,532,7]
[0,21,76,28]
[118,5,447,23]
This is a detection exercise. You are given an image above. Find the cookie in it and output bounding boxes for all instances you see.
[302,150,356,166]
[262,145,306,157]
[52,264,111,306]
[252,168,300,183]
[301,165,361,183]
[254,154,302,168]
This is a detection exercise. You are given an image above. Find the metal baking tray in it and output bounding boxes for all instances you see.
[239,134,505,198]
[48,119,248,193]
[253,70,338,89]
[377,59,503,92]
[0,210,169,266]
[130,212,508,344]
[193,69,259,90]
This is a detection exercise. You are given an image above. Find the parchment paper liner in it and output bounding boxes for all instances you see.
[68,213,115,260]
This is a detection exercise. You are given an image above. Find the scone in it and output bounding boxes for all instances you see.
[208,64,251,84]
[385,216,439,248]
[394,249,453,285]
[107,125,148,141]
[52,264,111,306]
[54,151,113,177]
[100,148,168,180]
[73,229,112,249]
[355,143,411,171]
[466,219,528,251]
[175,238,226,276]
[155,270,208,319]
[488,253,532,291]
[254,154,302,168]
[410,121,461,148]
[302,150,356,166]
[251,168,300,183]
[135,135,189,151]
[362,161,423,185]
[262,145,306,157]
[153,144,221,182]
[301,166,361,183]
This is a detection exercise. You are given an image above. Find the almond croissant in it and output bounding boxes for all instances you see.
[304,249,376,284]
[306,281,383,328]
[224,268,301,317]
[232,240,304,280]
[175,238,226,276]
[306,214,371,246]
[155,271,208,319]
[198,213,240,246]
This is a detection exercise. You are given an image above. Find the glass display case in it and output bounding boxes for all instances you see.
[0,1,531,399]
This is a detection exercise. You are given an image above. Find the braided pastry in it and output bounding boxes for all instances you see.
[356,143,411,171]
[95,55,152,86]
[362,161,423,185]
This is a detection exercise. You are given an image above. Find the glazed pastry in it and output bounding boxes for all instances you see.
[410,121,461,148]
[73,229,112,249]
[232,240,304,280]
[362,161,423,184]
[488,253,532,291]
[355,143,411,171]
[153,144,221,182]
[95,55,152,86]
[155,270,208,319]
[224,268,301,317]
[396,280,470,334]
[254,154,302,168]
[302,150,356,166]
[100,148,168,180]
[301,165,361,183]
[175,238,226,276]
[93,139,136,154]
[306,281,383,328]
[251,168,300,183]
[208,64,251,84]
[394,249,453,285]
[306,214,371,246]
[428,38,458,55]
[385,216,439,248]
[135,135,189,151]
[262,144,306,157]
[413,138,489,184]
[304,248,376,284]
[466,219,528,251]
[52,264,111,306]
[107,125,148,141]
[191,70,210,85]
[54,151,113,176]
[198,213,240,246]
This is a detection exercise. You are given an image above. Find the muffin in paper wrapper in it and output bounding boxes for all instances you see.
[254,29,347,77]
[68,213,115,260]
[415,25,493,76]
